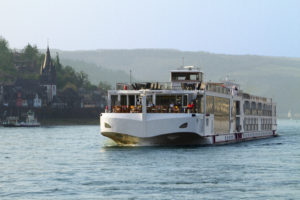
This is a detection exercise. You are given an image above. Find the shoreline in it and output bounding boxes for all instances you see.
[39,118,99,126]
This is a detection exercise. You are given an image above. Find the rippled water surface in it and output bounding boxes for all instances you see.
[1,120,300,199]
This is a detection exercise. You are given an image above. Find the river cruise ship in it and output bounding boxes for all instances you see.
[100,66,277,145]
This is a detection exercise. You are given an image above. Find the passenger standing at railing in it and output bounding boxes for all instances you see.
[231,86,238,96]
[147,101,154,113]
[148,101,154,107]
[187,103,192,113]
[191,101,195,113]
[169,102,174,113]
[187,102,195,113]
[176,102,183,113]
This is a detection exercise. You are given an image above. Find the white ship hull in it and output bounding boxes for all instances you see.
[100,113,276,146]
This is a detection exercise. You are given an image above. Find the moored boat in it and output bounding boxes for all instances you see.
[2,110,40,127]
[100,66,277,146]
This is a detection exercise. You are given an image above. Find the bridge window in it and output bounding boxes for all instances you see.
[171,72,201,81]
[129,95,135,106]
[121,95,127,106]
[111,95,118,106]
[190,74,198,80]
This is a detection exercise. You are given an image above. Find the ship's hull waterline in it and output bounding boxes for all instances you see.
[101,132,205,146]
[101,131,277,146]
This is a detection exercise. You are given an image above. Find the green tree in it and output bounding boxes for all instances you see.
[22,44,39,61]
[14,43,43,80]
[0,37,16,83]
[54,53,63,72]
[63,82,78,92]
[77,71,89,87]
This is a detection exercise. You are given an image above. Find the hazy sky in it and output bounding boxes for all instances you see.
[0,0,299,57]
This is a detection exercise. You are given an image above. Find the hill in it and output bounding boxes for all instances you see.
[51,49,300,118]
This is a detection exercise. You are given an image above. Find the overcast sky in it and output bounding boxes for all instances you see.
[0,0,299,57]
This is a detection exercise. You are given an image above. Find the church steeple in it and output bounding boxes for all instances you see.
[40,46,57,102]
[40,46,56,85]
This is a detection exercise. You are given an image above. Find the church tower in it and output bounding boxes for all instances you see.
[40,46,56,102]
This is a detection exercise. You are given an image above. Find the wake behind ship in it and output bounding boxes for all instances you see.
[100,66,277,145]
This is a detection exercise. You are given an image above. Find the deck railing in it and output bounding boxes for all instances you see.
[205,84,230,95]
[116,82,203,91]
[116,82,173,90]
[110,105,197,114]
[242,93,272,103]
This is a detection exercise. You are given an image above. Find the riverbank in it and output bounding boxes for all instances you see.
[1,106,102,126]
[40,118,99,126]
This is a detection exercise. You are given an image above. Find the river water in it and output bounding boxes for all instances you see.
[0,120,299,199]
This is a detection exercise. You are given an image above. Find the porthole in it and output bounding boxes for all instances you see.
[179,122,188,128]
[104,123,112,128]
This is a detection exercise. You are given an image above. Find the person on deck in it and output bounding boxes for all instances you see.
[191,101,195,113]
[187,103,192,113]
[169,102,174,113]
[187,101,195,113]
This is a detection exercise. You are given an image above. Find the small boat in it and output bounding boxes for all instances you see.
[2,116,20,127]
[288,110,292,120]
[2,110,40,127]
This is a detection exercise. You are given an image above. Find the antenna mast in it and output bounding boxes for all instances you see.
[129,69,132,83]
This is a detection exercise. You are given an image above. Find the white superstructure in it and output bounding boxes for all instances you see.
[100,66,277,145]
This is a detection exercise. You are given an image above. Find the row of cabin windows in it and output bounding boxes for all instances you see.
[243,117,273,131]
[206,85,230,95]
[244,101,273,116]
[244,117,259,131]
[112,94,232,116]
[261,124,272,130]
[110,94,204,113]
[261,118,273,130]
